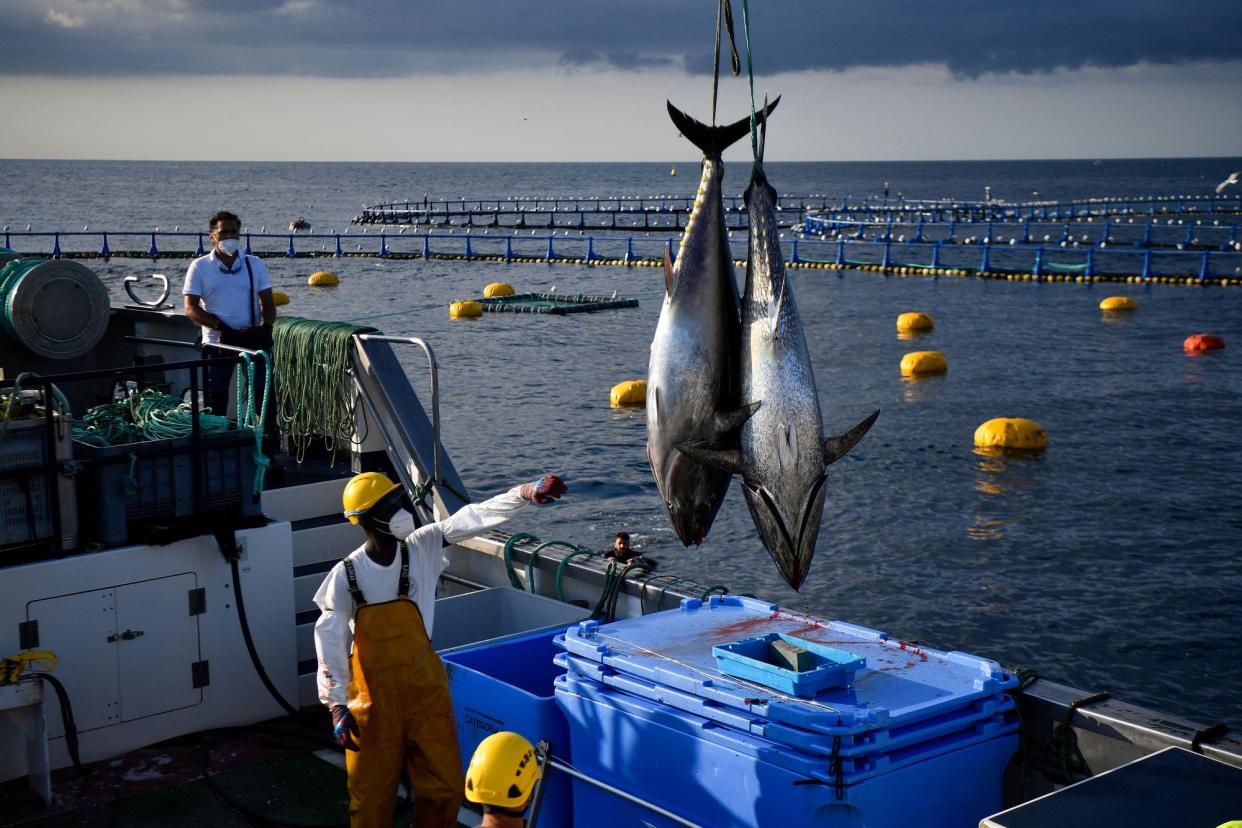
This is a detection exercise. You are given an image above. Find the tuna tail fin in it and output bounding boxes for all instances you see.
[666,96,781,158]
[823,410,880,466]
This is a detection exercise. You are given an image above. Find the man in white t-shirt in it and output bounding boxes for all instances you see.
[182,210,278,452]
[314,471,568,828]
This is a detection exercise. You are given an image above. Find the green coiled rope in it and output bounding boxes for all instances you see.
[271,317,377,464]
[71,388,231,447]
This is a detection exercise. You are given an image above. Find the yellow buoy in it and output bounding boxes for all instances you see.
[271,290,290,306]
[449,300,483,319]
[307,271,339,287]
[900,351,948,376]
[483,282,515,298]
[896,312,935,332]
[610,379,647,408]
[974,418,1047,451]
[1099,295,1137,311]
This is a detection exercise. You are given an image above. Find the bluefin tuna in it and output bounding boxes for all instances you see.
[646,99,778,546]
[684,151,877,588]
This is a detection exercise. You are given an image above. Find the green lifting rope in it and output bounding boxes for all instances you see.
[271,317,377,464]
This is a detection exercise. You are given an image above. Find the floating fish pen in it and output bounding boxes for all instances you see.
[353,194,814,232]
[478,291,639,315]
[807,193,1242,224]
[801,215,1242,252]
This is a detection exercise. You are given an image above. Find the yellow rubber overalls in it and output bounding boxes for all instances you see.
[343,543,463,828]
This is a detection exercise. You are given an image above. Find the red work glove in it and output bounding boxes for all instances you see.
[520,475,567,505]
[331,704,360,751]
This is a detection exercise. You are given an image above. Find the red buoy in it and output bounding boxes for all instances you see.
[1184,333,1226,352]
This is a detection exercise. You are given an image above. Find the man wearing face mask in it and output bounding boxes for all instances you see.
[182,210,279,453]
[313,471,568,828]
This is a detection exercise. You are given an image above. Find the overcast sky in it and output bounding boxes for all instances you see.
[2,0,1240,161]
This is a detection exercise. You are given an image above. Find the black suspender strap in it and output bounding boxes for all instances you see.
[343,558,366,606]
[244,256,257,328]
[398,542,410,598]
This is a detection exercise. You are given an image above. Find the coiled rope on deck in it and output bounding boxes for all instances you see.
[71,389,231,447]
[272,318,377,463]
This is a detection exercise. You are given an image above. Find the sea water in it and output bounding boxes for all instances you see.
[3,157,1240,727]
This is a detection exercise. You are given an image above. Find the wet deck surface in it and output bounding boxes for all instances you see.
[2,718,476,827]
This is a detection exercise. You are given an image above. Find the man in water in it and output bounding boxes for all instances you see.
[182,210,279,454]
[605,531,636,564]
[316,472,567,828]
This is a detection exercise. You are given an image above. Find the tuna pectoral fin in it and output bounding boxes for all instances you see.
[714,401,761,435]
[823,409,880,466]
[666,96,781,158]
[677,442,743,476]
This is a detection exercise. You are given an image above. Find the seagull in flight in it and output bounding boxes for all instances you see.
[1217,172,1240,194]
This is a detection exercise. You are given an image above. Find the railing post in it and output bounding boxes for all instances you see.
[881,240,891,269]
[978,245,990,274]
[546,236,556,260]
[464,235,472,259]
[505,236,513,261]
[422,234,431,259]
[835,239,846,266]
[625,237,634,265]
[1199,250,1210,281]
[1085,248,1094,277]
[53,232,62,258]
[913,220,924,242]
[147,232,157,258]
[196,233,206,256]
[1141,250,1152,281]
[287,235,296,257]
[335,234,344,257]
[380,233,388,257]
[931,242,941,269]
[1033,247,1043,276]
[244,234,253,255]
[790,239,799,264]
[100,232,111,259]
[586,236,595,262]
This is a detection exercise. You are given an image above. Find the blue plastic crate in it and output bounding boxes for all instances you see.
[713,632,865,696]
[559,595,1016,735]
[441,628,572,828]
[555,652,1017,761]
[555,672,1017,828]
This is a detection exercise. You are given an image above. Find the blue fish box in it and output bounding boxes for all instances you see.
[712,632,865,696]
[441,628,572,828]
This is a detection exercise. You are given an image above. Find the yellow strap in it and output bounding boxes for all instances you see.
[0,650,58,685]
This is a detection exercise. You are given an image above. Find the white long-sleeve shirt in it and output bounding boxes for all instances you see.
[313,485,529,707]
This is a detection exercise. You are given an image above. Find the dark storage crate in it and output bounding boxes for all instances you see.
[75,429,261,546]
[0,415,78,550]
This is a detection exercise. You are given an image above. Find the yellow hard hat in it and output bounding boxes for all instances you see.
[464,731,541,810]
[342,472,401,525]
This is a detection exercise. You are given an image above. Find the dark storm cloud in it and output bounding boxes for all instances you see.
[2,0,1238,78]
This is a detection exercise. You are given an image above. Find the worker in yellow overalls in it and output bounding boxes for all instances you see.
[314,472,567,828]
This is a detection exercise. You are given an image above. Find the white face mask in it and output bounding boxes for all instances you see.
[217,238,240,256]
[384,508,416,539]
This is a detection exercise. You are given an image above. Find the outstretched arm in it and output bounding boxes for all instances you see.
[437,475,567,546]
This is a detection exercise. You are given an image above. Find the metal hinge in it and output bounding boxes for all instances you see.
[192,660,210,689]
[18,620,38,650]
[188,588,206,616]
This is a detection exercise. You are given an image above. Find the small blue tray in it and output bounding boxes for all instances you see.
[713,632,865,696]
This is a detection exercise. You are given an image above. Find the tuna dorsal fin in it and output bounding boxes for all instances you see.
[714,401,761,436]
[667,96,781,158]
[678,442,743,476]
[663,241,675,295]
[823,409,880,466]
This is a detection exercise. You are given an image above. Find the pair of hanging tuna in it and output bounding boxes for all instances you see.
[646,95,878,591]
